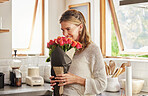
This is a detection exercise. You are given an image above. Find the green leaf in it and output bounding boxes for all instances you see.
[46,57,50,62]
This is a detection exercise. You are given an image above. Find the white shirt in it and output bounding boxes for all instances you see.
[63,43,107,96]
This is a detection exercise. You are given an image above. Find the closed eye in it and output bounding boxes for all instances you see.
[61,29,64,31]
[66,28,70,31]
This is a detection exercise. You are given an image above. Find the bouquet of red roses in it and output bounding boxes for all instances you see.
[46,36,82,62]
[46,36,82,96]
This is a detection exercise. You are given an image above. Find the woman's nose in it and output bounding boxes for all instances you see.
[63,31,68,37]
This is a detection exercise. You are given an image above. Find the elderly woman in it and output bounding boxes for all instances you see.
[50,9,107,96]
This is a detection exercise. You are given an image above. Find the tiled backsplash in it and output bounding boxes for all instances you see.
[0,56,50,84]
[1,57,148,92]
[104,58,148,92]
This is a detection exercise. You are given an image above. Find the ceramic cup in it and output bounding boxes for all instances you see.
[106,76,120,92]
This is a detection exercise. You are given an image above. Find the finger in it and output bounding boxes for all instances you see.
[55,79,66,83]
[50,80,56,83]
[58,82,67,86]
[68,72,70,74]
[55,76,66,80]
[56,74,66,77]
[52,87,54,90]
[50,83,56,86]
[49,76,54,79]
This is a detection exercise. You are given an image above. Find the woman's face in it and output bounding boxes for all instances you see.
[60,21,83,41]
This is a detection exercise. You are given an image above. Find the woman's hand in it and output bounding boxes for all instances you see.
[49,76,56,90]
[54,72,86,86]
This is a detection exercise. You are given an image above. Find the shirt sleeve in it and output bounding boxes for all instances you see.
[84,45,107,95]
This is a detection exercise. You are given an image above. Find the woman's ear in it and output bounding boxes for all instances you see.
[79,24,83,31]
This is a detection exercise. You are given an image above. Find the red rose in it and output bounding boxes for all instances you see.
[59,39,64,46]
[63,38,68,44]
[71,41,77,47]
[67,38,72,44]
[49,40,54,45]
[54,39,58,44]
[76,42,82,49]
[47,42,50,48]
[57,36,62,44]
[62,36,65,40]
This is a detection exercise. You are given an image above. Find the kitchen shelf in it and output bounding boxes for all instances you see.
[0,29,9,33]
[0,0,9,3]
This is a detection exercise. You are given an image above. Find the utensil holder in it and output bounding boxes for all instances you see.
[106,76,120,92]
[0,72,4,89]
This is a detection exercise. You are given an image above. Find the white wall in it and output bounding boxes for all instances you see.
[106,0,111,56]
[48,0,66,40]
[44,0,66,57]
[66,0,100,47]
[0,0,12,59]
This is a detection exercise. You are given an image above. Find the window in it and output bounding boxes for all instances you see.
[100,0,148,58]
[12,0,44,55]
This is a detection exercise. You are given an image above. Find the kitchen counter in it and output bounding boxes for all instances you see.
[0,83,52,96]
[1,84,148,96]
[99,90,148,96]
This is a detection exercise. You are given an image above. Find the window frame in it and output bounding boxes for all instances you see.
[12,0,45,56]
[100,0,148,59]
[100,0,106,57]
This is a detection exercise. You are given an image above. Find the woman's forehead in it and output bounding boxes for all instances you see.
[61,21,75,27]
[61,21,72,24]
